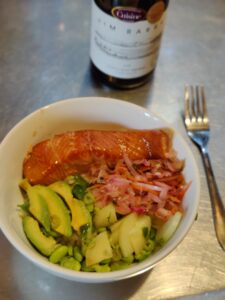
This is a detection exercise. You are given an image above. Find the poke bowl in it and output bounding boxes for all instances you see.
[0,97,200,283]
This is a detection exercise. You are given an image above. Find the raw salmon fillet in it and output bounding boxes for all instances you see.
[23,129,174,185]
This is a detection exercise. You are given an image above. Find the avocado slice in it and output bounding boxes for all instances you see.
[27,186,51,232]
[34,185,72,237]
[19,179,51,232]
[23,215,57,256]
[49,181,91,233]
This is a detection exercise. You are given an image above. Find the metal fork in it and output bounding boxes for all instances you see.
[184,85,225,251]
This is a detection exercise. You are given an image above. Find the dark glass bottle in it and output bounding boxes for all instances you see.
[90,0,169,89]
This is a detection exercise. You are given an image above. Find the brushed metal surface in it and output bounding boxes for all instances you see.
[1,0,225,299]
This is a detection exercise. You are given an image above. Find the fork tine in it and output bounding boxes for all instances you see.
[184,86,191,126]
[200,86,209,124]
[196,86,203,122]
[190,86,196,122]
[184,85,209,131]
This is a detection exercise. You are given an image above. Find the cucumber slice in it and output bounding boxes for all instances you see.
[94,203,117,228]
[129,215,151,255]
[85,231,112,266]
[156,212,182,245]
[119,213,138,257]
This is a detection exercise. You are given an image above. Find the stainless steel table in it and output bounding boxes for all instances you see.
[1,0,225,299]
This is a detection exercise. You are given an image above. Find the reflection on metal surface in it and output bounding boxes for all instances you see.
[58,22,65,32]
[173,289,225,300]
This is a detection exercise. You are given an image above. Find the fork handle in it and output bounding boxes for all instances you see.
[201,147,225,250]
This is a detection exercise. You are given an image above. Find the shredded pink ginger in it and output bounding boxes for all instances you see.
[84,155,190,222]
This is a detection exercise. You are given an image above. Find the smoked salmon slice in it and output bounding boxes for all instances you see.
[23,129,174,185]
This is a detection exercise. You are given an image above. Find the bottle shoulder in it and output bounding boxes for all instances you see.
[94,0,170,15]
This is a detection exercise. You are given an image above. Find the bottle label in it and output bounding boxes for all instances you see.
[90,1,167,79]
[112,7,146,22]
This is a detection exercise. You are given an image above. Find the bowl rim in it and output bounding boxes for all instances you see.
[0,96,200,283]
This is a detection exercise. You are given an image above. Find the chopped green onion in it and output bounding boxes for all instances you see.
[149,227,157,240]
[72,174,89,200]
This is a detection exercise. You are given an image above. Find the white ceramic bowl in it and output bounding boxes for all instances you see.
[0,97,200,283]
